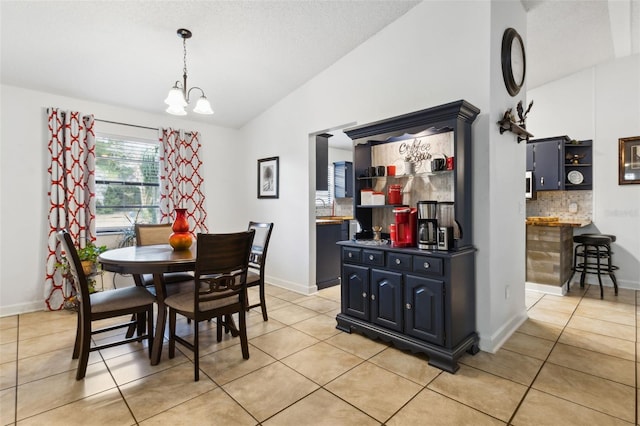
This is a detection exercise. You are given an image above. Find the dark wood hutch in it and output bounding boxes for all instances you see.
[336,100,480,373]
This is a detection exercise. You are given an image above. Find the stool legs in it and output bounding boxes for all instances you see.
[566,243,581,293]
[566,240,618,299]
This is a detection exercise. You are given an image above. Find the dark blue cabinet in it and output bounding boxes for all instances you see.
[316,223,342,289]
[531,138,563,191]
[337,244,477,373]
[341,264,369,320]
[336,101,478,373]
[405,275,444,344]
[334,161,353,198]
[529,136,592,191]
[371,269,403,332]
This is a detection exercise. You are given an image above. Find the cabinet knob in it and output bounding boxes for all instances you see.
[348,253,353,258]
[423,262,430,269]
[369,254,374,261]
[540,176,544,186]
[406,303,412,310]
[371,294,375,300]
[362,292,367,298]
[395,258,401,265]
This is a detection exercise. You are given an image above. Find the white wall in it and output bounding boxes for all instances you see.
[239,0,494,295]
[0,85,240,315]
[528,54,640,289]
[471,0,529,352]
[1,1,531,353]
[238,1,527,352]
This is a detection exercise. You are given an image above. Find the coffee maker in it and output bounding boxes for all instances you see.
[391,207,417,248]
[417,201,438,250]
[437,202,457,250]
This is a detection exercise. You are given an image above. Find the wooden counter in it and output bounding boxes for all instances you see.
[526,220,591,288]
[526,225,573,286]
[525,220,589,227]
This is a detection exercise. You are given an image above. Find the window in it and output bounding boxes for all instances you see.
[95,134,160,231]
[315,164,334,207]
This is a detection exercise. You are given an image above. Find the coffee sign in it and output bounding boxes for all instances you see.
[399,138,432,168]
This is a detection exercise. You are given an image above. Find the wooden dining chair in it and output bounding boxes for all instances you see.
[57,230,155,380]
[246,222,274,321]
[164,230,255,381]
[124,223,195,337]
[134,223,195,289]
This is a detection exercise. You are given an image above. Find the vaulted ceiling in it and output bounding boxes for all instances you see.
[1,1,638,129]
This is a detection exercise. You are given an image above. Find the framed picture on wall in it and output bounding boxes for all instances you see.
[618,136,640,185]
[258,156,279,198]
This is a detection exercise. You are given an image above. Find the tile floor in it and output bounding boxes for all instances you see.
[1,283,637,425]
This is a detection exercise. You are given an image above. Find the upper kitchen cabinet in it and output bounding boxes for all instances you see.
[564,139,593,190]
[528,136,593,192]
[316,133,331,191]
[334,161,353,198]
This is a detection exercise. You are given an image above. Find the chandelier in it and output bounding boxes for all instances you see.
[164,28,214,116]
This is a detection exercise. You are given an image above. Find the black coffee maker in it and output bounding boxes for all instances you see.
[417,201,438,250]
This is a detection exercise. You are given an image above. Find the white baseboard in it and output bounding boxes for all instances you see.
[525,281,566,296]
[478,310,528,354]
[264,276,317,295]
[0,300,46,317]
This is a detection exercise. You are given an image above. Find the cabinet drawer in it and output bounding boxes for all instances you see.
[342,247,361,263]
[386,252,412,271]
[412,256,443,276]
[362,249,384,266]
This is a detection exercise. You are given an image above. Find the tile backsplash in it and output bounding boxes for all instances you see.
[526,190,592,221]
[315,197,354,217]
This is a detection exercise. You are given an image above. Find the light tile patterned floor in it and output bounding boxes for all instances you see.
[0,283,637,425]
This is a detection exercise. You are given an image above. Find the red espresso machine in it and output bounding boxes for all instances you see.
[390,207,417,247]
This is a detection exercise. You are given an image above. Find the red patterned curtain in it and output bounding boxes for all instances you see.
[159,128,208,233]
[45,108,96,310]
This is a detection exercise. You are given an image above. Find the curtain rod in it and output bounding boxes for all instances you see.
[95,118,158,131]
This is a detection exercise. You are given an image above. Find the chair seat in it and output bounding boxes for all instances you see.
[580,233,616,243]
[246,270,259,285]
[90,286,155,314]
[144,280,194,297]
[165,287,239,314]
[573,235,612,246]
[139,272,194,287]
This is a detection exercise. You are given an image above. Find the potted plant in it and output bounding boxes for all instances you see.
[76,242,108,275]
[56,240,107,296]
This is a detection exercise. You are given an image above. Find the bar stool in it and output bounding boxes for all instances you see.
[566,234,619,299]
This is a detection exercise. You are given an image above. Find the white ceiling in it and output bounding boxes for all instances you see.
[1,1,638,132]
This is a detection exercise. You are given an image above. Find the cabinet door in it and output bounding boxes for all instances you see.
[533,141,561,191]
[341,264,370,320]
[526,144,534,171]
[404,275,444,345]
[334,161,353,198]
[371,269,403,332]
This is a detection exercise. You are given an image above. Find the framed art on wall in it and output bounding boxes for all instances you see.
[619,136,640,185]
[258,156,279,198]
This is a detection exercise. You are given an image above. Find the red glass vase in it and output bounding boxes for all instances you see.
[169,208,193,250]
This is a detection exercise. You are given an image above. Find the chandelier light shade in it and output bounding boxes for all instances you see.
[164,28,214,116]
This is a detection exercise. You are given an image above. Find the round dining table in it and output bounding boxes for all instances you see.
[98,244,196,365]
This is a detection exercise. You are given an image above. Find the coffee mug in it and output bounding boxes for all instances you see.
[367,166,377,177]
[431,158,446,171]
[446,156,454,170]
[387,165,396,176]
[376,166,385,177]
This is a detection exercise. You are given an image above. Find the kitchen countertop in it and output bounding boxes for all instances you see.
[525,219,591,228]
[316,216,353,225]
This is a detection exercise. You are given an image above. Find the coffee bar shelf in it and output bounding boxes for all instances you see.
[339,100,480,373]
[358,170,453,181]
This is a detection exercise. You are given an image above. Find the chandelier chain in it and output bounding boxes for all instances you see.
[183,38,188,78]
